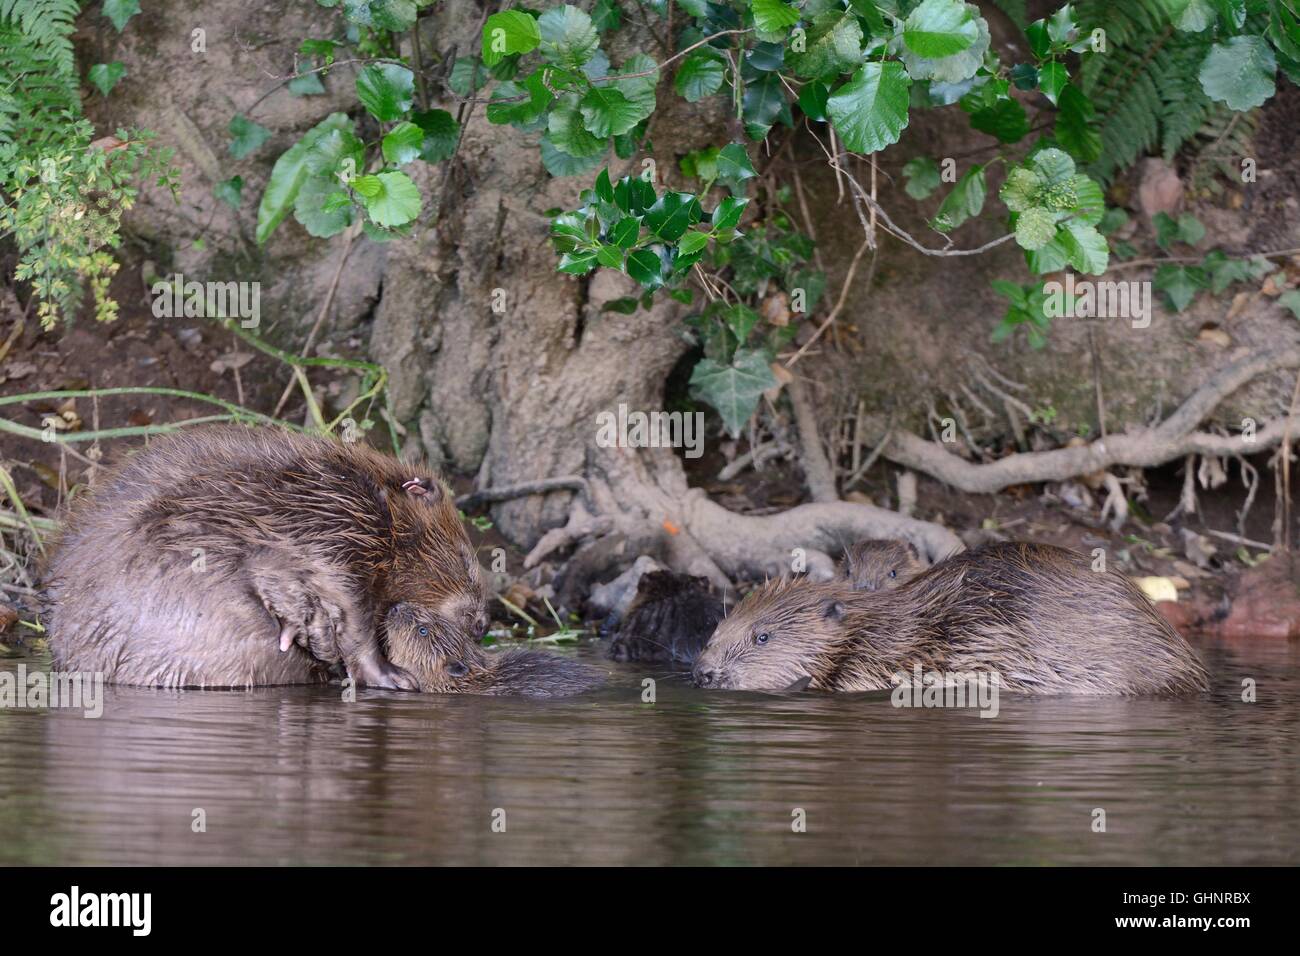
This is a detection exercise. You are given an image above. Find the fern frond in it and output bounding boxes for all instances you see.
[0,24,81,152]
[0,0,80,76]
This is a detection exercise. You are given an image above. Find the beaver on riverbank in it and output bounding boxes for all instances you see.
[45,426,486,690]
[693,542,1210,696]
[842,538,925,592]
[606,571,724,665]
[384,601,607,697]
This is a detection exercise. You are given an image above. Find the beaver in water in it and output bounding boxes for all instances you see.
[605,570,724,665]
[842,538,925,592]
[384,601,606,697]
[45,426,487,690]
[693,542,1210,696]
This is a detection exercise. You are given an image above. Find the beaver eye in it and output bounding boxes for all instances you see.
[754,632,770,646]
[889,570,897,578]
[447,660,468,678]
[417,625,429,637]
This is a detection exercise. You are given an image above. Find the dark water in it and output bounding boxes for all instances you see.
[1,636,1297,866]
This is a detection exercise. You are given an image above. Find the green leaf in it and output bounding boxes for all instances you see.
[482,10,542,67]
[580,85,642,136]
[689,349,780,438]
[1278,289,1300,319]
[1010,63,1038,90]
[1013,207,1056,250]
[716,143,757,184]
[367,0,419,31]
[798,80,830,121]
[381,121,424,165]
[1054,83,1101,163]
[548,98,609,157]
[614,175,657,214]
[610,216,640,248]
[213,176,243,209]
[294,174,354,238]
[931,164,986,232]
[752,0,801,35]
[827,61,911,154]
[596,243,625,268]
[644,192,703,242]
[896,4,990,83]
[626,247,667,288]
[304,127,364,177]
[1170,0,1216,32]
[903,157,942,199]
[678,229,710,257]
[1154,264,1205,311]
[711,196,748,231]
[675,50,726,102]
[1000,167,1040,212]
[412,109,460,163]
[969,97,1029,143]
[1199,36,1276,111]
[741,71,788,139]
[1059,221,1108,274]
[289,73,327,96]
[256,113,353,244]
[792,12,865,79]
[538,5,600,70]
[352,171,422,228]
[486,71,555,127]
[1038,61,1067,105]
[903,0,978,58]
[103,0,141,31]
[356,64,415,122]
[87,62,126,96]
[558,251,599,274]
[450,57,491,96]
[228,115,272,159]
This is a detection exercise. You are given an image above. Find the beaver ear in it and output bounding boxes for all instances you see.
[401,477,443,501]
[823,600,845,622]
[905,542,920,561]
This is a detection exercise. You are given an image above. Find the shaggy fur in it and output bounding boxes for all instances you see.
[606,571,724,665]
[694,542,1210,696]
[842,538,924,592]
[45,426,485,689]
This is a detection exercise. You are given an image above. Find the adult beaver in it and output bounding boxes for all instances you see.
[842,538,924,592]
[45,426,486,690]
[693,542,1210,696]
[384,602,606,697]
[605,571,724,665]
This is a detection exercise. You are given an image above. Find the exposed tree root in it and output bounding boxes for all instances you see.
[877,346,1300,493]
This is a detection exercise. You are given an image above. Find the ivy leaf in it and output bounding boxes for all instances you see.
[228,115,272,159]
[481,11,542,67]
[1154,211,1205,249]
[1199,35,1277,110]
[580,85,642,136]
[903,157,942,199]
[931,164,985,232]
[675,50,726,102]
[103,0,140,31]
[1154,263,1205,311]
[87,62,126,96]
[903,0,978,58]
[644,192,703,242]
[356,64,415,122]
[969,97,1029,143]
[741,71,788,139]
[827,61,911,154]
[1038,60,1067,105]
[689,349,780,439]
[751,0,801,35]
[213,176,243,209]
[351,171,422,228]
[381,121,424,165]
[1058,221,1108,274]
[412,109,460,163]
[256,113,353,244]
[538,5,600,70]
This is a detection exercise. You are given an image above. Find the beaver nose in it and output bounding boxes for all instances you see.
[694,668,717,688]
[474,611,489,637]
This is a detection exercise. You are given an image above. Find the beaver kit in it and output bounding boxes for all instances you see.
[44,426,599,697]
[842,538,925,592]
[693,542,1209,696]
[605,571,724,665]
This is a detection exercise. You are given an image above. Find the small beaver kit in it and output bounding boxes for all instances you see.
[44,426,598,697]
[693,542,1209,696]
[605,571,724,665]
[842,538,924,592]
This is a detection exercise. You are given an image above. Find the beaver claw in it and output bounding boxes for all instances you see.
[349,654,419,691]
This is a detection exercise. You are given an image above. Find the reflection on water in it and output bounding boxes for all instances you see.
[1,637,1297,865]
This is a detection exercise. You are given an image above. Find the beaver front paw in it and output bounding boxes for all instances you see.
[348,653,419,691]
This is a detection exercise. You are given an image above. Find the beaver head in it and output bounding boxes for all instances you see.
[842,538,923,592]
[693,578,854,691]
[383,602,606,697]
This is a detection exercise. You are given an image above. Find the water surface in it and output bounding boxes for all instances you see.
[1,637,1296,865]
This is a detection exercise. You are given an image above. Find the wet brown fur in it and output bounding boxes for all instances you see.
[695,542,1210,696]
[384,602,607,698]
[607,571,724,665]
[45,426,485,689]
[842,538,924,591]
